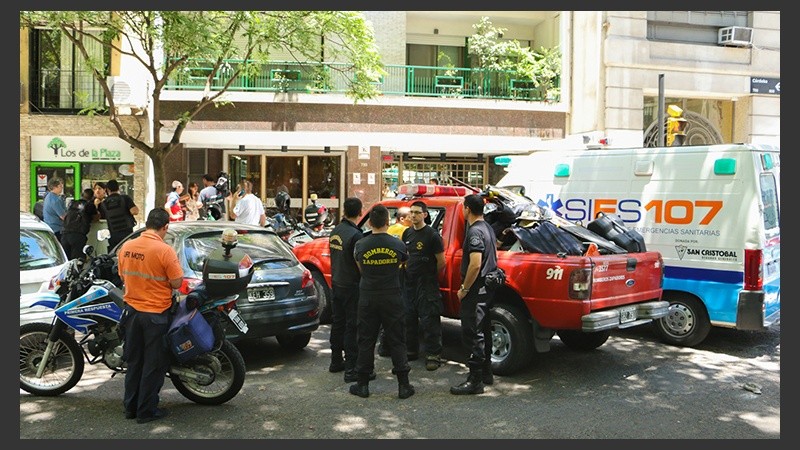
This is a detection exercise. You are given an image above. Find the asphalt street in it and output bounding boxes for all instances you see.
[19,318,780,441]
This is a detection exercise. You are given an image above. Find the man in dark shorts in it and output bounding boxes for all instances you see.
[350,204,413,399]
[402,200,446,371]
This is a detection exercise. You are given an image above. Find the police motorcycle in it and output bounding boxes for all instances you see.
[19,232,252,406]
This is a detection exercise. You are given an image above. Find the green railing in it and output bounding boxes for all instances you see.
[165,59,560,102]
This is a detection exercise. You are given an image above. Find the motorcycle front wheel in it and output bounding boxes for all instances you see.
[20,322,85,396]
[170,339,246,405]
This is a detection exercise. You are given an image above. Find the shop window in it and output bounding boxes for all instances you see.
[265,156,303,217]
[307,155,341,223]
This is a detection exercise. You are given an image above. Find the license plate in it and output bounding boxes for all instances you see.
[228,308,249,334]
[619,305,637,323]
[248,286,275,302]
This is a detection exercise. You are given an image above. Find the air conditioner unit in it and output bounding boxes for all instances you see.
[106,76,148,113]
[718,26,753,47]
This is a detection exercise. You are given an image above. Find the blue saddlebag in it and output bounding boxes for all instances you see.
[167,302,215,363]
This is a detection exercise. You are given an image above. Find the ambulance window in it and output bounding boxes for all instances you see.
[760,174,779,230]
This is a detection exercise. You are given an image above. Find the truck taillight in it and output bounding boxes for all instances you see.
[743,249,763,291]
[569,268,592,300]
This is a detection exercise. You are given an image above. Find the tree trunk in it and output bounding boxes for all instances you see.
[150,151,167,210]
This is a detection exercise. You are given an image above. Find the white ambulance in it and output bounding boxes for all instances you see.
[498,143,780,347]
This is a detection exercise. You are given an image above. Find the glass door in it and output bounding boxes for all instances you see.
[31,162,81,209]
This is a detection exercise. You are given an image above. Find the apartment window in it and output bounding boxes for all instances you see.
[407,44,466,92]
[647,11,751,45]
[28,28,110,111]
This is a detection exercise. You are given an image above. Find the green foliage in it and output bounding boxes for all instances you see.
[19,11,385,197]
[468,16,561,101]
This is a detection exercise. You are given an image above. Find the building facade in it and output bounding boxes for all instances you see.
[20,11,780,218]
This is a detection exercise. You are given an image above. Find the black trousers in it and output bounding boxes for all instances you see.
[60,232,88,260]
[121,306,171,418]
[108,228,133,253]
[355,289,410,378]
[404,274,443,356]
[458,278,493,372]
[329,283,359,371]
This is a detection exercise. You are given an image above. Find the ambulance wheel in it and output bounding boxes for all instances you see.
[652,294,710,347]
[489,304,534,376]
[557,329,611,351]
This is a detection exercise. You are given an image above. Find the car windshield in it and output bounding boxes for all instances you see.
[183,229,297,272]
[20,228,66,270]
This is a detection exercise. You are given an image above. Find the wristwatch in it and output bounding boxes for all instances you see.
[459,284,468,292]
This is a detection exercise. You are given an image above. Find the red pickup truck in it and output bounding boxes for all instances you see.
[292,186,667,375]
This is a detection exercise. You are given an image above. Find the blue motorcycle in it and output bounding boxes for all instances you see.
[19,245,250,405]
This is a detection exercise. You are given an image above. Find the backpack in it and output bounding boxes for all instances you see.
[33,200,44,221]
[63,200,90,234]
[104,194,131,234]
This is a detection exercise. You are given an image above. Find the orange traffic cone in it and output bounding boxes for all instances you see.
[584,242,600,257]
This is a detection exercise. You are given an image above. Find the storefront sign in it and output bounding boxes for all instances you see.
[31,136,134,162]
[750,77,780,95]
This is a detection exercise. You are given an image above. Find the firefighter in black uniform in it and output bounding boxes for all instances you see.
[451,194,499,395]
[350,204,413,399]
[402,200,446,371]
[327,197,373,383]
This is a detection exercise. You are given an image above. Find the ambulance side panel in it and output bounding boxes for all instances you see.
[501,144,780,345]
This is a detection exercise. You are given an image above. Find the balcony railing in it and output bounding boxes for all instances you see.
[164,59,560,102]
[28,60,560,111]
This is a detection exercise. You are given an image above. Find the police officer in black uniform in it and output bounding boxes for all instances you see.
[402,200,446,371]
[327,197,372,383]
[451,194,498,395]
[350,205,413,399]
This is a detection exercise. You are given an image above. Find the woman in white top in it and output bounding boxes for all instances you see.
[231,180,266,227]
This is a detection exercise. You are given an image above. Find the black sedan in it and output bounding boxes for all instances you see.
[112,221,320,350]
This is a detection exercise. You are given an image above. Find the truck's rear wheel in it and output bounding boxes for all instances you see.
[652,294,710,347]
[557,329,611,350]
[489,304,534,376]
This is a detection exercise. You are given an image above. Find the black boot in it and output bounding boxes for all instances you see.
[450,370,484,395]
[349,373,371,398]
[349,382,369,398]
[397,371,415,399]
[329,352,345,373]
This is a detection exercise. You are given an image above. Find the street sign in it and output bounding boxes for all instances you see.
[750,77,780,95]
